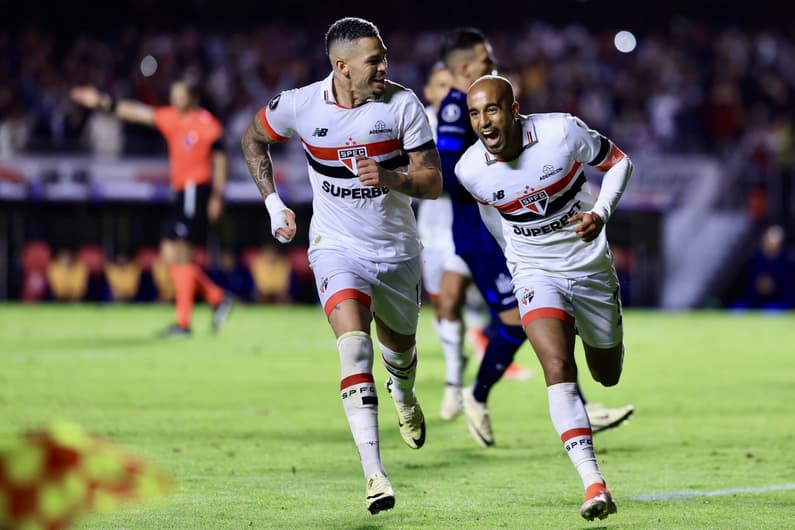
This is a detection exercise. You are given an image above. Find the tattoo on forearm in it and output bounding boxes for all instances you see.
[398,173,415,194]
[242,118,276,199]
[405,148,442,198]
[417,148,441,169]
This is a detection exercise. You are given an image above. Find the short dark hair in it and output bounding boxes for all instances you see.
[439,28,487,64]
[428,60,448,77]
[325,17,381,56]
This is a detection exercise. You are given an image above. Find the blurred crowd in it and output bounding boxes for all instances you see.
[2,18,794,307]
[2,19,795,222]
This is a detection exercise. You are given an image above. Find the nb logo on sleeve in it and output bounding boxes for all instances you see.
[313,128,329,137]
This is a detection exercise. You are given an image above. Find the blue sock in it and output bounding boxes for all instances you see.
[482,308,501,340]
[472,324,525,402]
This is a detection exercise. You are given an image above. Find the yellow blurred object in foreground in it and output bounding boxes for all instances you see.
[0,421,173,530]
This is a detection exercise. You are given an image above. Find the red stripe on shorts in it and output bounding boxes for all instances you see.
[324,288,372,318]
[521,307,575,327]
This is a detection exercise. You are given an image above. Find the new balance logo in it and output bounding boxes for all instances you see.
[312,128,329,137]
[493,190,505,201]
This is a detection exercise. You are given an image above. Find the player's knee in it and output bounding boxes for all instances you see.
[436,292,462,320]
[542,356,577,382]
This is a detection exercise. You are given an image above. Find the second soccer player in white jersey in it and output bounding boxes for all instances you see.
[455,75,633,521]
[241,17,442,515]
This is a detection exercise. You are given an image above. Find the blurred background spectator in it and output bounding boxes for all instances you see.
[730,225,795,309]
[1,0,794,308]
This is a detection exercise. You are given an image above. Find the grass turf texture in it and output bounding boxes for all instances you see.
[1,304,794,529]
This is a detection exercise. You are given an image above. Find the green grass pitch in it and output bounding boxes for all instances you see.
[1,304,794,528]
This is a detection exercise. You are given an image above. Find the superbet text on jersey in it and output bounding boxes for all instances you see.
[455,113,621,277]
[259,73,434,263]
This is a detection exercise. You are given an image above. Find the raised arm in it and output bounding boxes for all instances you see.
[241,113,296,243]
[70,85,156,127]
[356,144,443,199]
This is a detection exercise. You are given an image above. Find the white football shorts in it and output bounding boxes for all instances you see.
[417,195,470,297]
[513,267,623,348]
[421,248,471,298]
[309,248,421,335]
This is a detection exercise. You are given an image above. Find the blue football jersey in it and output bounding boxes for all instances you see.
[436,87,492,254]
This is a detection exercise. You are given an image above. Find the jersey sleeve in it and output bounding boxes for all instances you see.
[399,91,435,151]
[562,114,610,165]
[563,114,628,172]
[454,158,488,203]
[258,91,296,142]
[153,107,177,137]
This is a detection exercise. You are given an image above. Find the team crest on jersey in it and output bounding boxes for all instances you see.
[441,103,461,122]
[519,190,549,215]
[521,288,534,306]
[319,276,329,294]
[337,146,368,172]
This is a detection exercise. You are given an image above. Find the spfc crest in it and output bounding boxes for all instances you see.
[521,288,534,306]
[337,146,368,173]
[519,190,549,215]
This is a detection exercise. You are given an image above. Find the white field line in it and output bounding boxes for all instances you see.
[631,483,795,501]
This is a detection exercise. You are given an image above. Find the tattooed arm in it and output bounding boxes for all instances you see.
[241,113,296,243]
[355,145,443,199]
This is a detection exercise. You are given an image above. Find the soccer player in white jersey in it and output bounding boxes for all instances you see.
[241,18,442,515]
[455,76,633,521]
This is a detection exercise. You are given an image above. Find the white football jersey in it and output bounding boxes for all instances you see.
[424,105,439,142]
[261,72,434,262]
[455,113,615,277]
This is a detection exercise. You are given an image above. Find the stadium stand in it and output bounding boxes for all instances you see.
[1,15,794,307]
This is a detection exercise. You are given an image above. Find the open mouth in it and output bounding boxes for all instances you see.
[481,129,500,148]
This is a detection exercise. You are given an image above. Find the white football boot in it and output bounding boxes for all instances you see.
[365,472,395,514]
[439,385,463,420]
[385,379,426,449]
[462,386,494,447]
[585,403,635,434]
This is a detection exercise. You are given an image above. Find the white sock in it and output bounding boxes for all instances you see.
[379,341,417,404]
[338,331,384,478]
[463,283,488,329]
[548,382,604,489]
[435,318,466,387]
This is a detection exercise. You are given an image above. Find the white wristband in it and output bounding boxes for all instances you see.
[264,193,292,243]
[589,205,610,225]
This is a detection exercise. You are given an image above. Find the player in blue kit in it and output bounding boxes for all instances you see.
[436,29,634,447]
[435,28,530,446]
